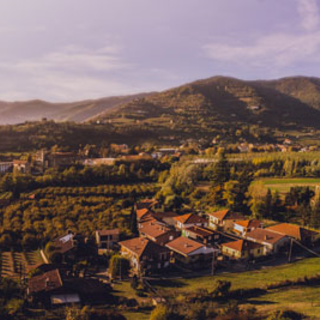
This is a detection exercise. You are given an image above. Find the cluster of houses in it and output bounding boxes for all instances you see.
[118,201,320,276]
[22,198,320,308]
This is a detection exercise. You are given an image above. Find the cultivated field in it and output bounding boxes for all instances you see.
[0,251,44,279]
[251,177,320,197]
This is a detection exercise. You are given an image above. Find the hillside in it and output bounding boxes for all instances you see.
[90,76,320,144]
[0,93,152,125]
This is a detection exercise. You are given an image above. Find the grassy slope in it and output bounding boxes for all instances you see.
[153,257,320,294]
[243,286,320,319]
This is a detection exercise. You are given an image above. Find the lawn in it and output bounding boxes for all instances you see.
[152,257,320,295]
[112,281,152,320]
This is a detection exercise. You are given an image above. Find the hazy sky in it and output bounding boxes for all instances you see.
[0,0,320,101]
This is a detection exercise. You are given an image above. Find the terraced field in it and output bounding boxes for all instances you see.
[0,251,44,279]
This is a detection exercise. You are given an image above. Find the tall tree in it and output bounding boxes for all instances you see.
[211,152,230,187]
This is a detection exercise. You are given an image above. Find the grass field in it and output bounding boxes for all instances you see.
[251,177,320,197]
[112,281,152,320]
[152,257,320,295]
[243,285,320,319]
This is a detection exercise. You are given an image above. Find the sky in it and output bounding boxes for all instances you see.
[0,0,320,101]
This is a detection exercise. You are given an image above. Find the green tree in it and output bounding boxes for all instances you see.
[109,255,130,279]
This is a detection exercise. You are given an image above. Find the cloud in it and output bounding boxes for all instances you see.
[297,0,320,31]
[0,45,142,101]
[203,31,320,68]
[203,0,320,72]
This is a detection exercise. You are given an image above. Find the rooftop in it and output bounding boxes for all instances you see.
[208,209,243,221]
[246,228,286,244]
[173,213,206,225]
[28,269,63,294]
[119,237,169,258]
[222,239,263,252]
[166,236,205,256]
[235,219,262,229]
[266,223,318,240]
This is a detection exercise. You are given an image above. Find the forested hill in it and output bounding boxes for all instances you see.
[0,92,153,125]
[96,76,320,131]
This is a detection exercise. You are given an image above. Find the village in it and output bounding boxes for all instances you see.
[21,196,320,310]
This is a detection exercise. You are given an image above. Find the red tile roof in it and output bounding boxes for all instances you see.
[28,269,63,294]
[173,213,206,225]
[222,239,262,252]
[266,223,318,241]
[136,208,151,219]
[186,226,215,238]
[208,210,243,221]
[119,237,169,258]
[140,222,171,239]
[246,228,286,245]
[166,236,204,256]
[234,219,262,229]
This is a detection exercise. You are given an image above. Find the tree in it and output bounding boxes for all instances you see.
[223,180,244,211]
[129,206,138,236]
[211,152,230,186]
[109,255,130,279]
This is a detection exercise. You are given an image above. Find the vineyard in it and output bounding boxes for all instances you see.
[0,251,44,279]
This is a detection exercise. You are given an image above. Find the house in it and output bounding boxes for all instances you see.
[0,162,13,174]
[208,209,243,231]
[13,160,31,174]
[183,226,220,245]
[173,213,207,230]
[139,221,179,246]
[96,229,120,254]
[221,239,264,260]
[245,228,289,254]
[233,220,262,236]
[136,208,154,227]
[27,269,81,306]
[266,223,319,245]
[53,233,85,262]
[152,211,179,227]
[35,150,79,171]
[166,236,218,270]
[119,237,170,275]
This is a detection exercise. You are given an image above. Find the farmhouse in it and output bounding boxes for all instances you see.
[233,219,262,236]
[166,236,218,270]
[119,237,170,275]
[266,223,319,245]
[222,239,264,260]
[208,209,243,231]
[96,229,120,254]
[245,228,289,254]
[27,269,81,306]
[139,221,179,246]
[183,226,220,245]
[173,213,207,230]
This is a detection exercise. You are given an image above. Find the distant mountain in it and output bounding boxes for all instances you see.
[0,93,153,125]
